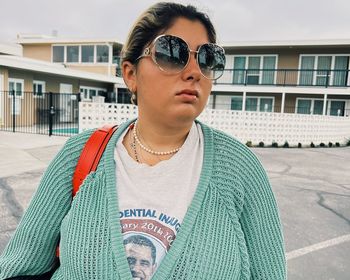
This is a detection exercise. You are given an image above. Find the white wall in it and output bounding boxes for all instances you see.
[79,102,350,146]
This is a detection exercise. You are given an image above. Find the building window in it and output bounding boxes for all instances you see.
[296,99,313,114]
[334,56,349,86]
[296,98,345,116]
[53,46,64,62]
[80,86,107,101]
[67,46,79,63]
[299,56,315,86]
[246,57,261,85]
[299,55,349,86]
[33,81,46,97]
[231,96,274,112]
[296,99,326,115]
[82,45,94,63]
[245,97,258,111]
[53,44,112,64]
[259,98,274,112]
[231,96,243,110]
[329,100,345,116]
[8,78,24,98]
[96,45,109,63]
[233,55,277,85]
[246,97,274,112]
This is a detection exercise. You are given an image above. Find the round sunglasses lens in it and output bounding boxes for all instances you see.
[154,36,189,73]
[198,44,226,79]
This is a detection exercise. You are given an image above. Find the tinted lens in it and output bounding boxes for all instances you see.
[153,35,189,73]
[198,44,226,79]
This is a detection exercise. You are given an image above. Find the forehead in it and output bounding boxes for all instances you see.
[162,17,209,47]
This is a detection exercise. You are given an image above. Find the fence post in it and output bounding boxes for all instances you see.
[12,90,15,133]
[48,92,53,136]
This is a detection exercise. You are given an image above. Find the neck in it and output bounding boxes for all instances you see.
[135,116,193,152]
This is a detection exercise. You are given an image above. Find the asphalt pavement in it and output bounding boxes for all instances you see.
[0,130,349,279]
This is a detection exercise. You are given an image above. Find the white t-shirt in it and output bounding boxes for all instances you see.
[114,122,203,279]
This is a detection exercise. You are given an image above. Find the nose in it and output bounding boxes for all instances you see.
[181,50,202,81]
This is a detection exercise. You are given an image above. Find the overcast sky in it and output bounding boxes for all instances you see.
[1,0,350,44]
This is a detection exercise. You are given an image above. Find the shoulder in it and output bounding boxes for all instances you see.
[64,128,96,149]
[47,128,97,172]
[58,128,97,156]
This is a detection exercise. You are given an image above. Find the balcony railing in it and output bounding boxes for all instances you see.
[214,69,350,87]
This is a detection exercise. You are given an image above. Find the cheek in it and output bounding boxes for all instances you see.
[202,81,212,98]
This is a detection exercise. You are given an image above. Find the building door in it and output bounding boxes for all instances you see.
[59,83,73,122]
[8,78,23,116]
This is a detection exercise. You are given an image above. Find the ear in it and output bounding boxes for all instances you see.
[122,61,137,92]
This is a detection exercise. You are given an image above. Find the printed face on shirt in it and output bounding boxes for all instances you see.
[125,243,157,280]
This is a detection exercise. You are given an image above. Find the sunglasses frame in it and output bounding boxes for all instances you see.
[136,34,225,80]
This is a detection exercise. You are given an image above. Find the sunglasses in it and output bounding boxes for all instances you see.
[136,34,226,80]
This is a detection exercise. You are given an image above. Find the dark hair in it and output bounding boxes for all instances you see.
[124,235,157,264]
[121,2,217,65]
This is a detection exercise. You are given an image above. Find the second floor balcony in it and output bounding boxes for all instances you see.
[214,68,350,88]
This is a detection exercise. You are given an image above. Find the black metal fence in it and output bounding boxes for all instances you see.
[0,91,79,136]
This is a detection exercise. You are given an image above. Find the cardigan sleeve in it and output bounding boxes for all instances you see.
[239,149,287,279]
[0,133,89,279]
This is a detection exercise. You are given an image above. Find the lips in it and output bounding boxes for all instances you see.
[176,89,199,97]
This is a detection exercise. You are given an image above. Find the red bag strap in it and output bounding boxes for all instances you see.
[72,124,118,196]
[56,124,118,258]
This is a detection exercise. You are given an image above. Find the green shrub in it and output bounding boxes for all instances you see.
[272,142,278,148]
[258,141,264,147]
[246,141,252,147]
[298,143,302,148]
[328,142,333,147]
[283,141,289,148]
[347,140,350,146]
[335,142,340,147]
[310,142,315,148]
[320,142,326,147]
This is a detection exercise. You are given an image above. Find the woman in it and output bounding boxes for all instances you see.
[0,2,286,279]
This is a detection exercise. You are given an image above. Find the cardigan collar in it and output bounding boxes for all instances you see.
[102,119,214,280]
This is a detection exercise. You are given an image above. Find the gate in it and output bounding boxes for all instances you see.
[0,91,79,136]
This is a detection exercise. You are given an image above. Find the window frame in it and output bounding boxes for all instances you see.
[79,86,107,101]
[231,95,275,112]
[8,78,24,99]
[33,80,46,98]
[232,55,278,85]
[96,44,110,63]
[295,97,347,116]
[66,45,80,63]
[52,45,65,63]
[81,45,95,64]
[52,44,112,65]
[298,54,350,86]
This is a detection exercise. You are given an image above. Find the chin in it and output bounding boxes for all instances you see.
[173,108,202,124]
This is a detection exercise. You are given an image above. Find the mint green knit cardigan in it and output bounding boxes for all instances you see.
[0,121,286,279]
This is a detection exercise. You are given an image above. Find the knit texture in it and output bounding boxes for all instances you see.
[0,120,286,280]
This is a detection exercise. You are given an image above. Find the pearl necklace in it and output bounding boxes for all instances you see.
[132,122,181,156]
[130,130,140,163]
